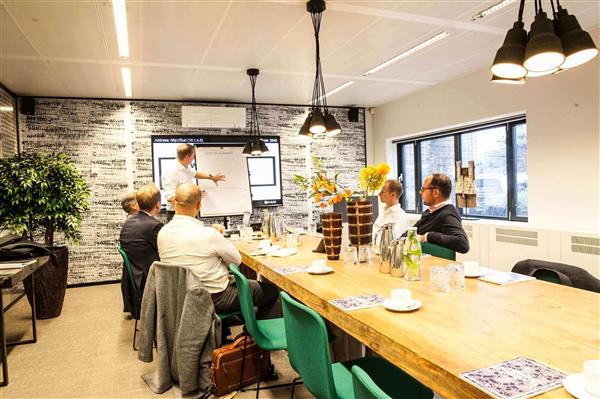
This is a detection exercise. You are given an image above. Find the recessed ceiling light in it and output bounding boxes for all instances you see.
[0,106,14,112]
[112,0,130,58]
[364,32,449,76]
[472,0,517,21]
[121,67,132,98]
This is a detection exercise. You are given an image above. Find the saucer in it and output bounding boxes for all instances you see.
[382,299,421,312]
[564,374,599,399]
[270,248,297,257]
[465,269,486,278]
[306,266,334,275]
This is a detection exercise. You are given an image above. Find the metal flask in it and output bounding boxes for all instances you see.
[389,238,406,278]
[378,223,395,274]
[261,210,271,237]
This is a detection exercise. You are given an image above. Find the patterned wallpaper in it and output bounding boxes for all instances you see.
[0,86,17,157]
[18,98,366,284]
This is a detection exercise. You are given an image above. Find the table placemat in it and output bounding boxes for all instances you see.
[329,294,385,311]
[461,356,567,399]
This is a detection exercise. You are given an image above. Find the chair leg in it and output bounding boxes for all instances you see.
[238,334,249,391]
[290,376,301,399]
[133,319,138,351]
[255,351,264,399]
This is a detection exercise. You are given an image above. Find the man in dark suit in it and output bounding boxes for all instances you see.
[119,183,163,318]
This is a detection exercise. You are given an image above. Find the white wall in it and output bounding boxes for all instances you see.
[372,29,599,233]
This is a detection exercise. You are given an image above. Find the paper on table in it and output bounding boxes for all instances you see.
[478,272,535,285]
[0,260,36,270]
[461,357,567,399]
[329,294,385,312]
[272,266,306,275]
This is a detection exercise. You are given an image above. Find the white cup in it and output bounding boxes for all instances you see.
[463,261,480,275]
[311,259,327,270]
[258,239,271,249]
[584,360,600,396]
[230,233,240,241]
[390,288,412,307]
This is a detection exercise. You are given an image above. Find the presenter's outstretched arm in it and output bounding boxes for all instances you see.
[195,171,226,185]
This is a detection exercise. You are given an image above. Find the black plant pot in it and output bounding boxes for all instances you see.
[24,246,69,319]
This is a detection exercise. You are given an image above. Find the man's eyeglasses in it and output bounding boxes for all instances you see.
[420,186,438,192]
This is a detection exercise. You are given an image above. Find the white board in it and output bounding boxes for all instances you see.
[194,146,252,217]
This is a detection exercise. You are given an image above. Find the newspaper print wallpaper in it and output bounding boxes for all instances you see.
[19,98,366,284]
[0,86,17,157]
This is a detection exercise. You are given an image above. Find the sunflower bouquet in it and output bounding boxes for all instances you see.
[292,157,353,209]
[358,162,391,199]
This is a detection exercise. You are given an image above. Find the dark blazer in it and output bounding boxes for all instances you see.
[119,212,163,316]
[413,204,470,254]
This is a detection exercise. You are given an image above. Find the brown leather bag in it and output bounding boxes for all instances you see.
[210,334,270,396]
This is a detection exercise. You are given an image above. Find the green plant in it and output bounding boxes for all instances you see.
[0,152,91,247]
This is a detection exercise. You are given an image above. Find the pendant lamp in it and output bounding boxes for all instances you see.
[243,68,269,156]
[490,0,597,83]
[301,0,342,138]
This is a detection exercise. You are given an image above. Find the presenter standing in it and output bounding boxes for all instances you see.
[162,143,225,221]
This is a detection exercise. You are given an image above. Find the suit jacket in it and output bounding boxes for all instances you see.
[413,204,470,254]
[119,211,163,315]
[138,262,220,396]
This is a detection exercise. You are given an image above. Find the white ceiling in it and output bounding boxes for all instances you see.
[1,0,598,107]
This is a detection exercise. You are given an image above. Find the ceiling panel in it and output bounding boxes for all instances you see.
[3,1,108,59]
[140,1,228,65]
[333,0,491,20]
[48,61,117,98]
[0,5,38,56]
[137,66,197,100]
[0,58,60,96]
[202,2,305,68]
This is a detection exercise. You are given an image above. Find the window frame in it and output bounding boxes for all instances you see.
[396,116,527,222]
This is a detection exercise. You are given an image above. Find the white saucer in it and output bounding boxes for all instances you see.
[465,270,486,278]
[564,374,599,399]
[383,299,422,312]
[270,248,298,257]
[306,266,334,275]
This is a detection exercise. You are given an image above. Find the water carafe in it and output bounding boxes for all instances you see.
[389,238,406,277]
[403,227,422,281]
[378,223,395,273]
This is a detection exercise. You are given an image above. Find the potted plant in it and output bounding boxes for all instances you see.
[347,162,390,246]
[292,157,352,260]
[0,152,90,319]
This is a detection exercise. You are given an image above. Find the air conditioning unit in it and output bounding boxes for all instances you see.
[181,106,246,128]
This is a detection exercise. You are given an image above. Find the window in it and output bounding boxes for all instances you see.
[396,117,527,221]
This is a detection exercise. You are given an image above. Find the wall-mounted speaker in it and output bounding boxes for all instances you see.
[20,97,35,115]
[348,107,359,122]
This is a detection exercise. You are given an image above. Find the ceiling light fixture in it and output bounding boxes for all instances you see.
[121,67,132,98]
[471,0,517,21]
[491,0,597,84]
[112,0,130,58]
[242,68,269,156]
[300,0,342,138]
[364,32,449,76]
[0,106,14,112]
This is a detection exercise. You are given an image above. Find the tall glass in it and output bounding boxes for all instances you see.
[403,227,422,281]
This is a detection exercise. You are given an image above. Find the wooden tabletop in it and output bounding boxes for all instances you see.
[235,235,600,399]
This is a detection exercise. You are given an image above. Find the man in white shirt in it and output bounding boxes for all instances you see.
[373,179,409,246]
[162,143,226,221]
[157,183,277,319]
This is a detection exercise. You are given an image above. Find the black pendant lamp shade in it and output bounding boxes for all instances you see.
[301,0,342,138]
[491,0,597,84]
[491,21,528,79]
[524,11,564,72]
[243,68,269,156]
[554,7,598,69]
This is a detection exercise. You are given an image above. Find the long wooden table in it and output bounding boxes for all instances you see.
[235,236,600,399]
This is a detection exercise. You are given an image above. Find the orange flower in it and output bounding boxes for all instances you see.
[320,202,327,208]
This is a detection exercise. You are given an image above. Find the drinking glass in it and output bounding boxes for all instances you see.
[344,246,358,266]
[450,264,466,290]
[285,232,298,249]
[429,266,450,292]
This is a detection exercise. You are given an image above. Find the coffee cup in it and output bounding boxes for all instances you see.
[584,359,600,396]
[311,259,327,271]
[390,288,412,307]
[463,261,479,275]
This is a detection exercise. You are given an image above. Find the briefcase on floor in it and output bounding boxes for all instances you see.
[210,334,270,396]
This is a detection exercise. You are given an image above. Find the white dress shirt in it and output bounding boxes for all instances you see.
[161,162,196,211]
[157,215,241,294]
[372,203,410,246]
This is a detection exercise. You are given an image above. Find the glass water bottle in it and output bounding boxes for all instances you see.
[403,227,422,281]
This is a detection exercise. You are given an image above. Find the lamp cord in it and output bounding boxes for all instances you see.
[518,0,525,22]
[310,9,328,113]
[249,74,261,138]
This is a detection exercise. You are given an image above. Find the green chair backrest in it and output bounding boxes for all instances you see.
[280,291,337,399]
[118,246,139,296]
[228,264,267,347]
[351,366,392,399]
[532,269,562,285]
[421,242,456,261]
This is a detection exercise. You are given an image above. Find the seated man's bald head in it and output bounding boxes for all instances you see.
[174,183,202,215]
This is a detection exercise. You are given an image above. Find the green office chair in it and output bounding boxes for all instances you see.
[117,246,141,351]
[352,365,391,399]
[281,291,433,399]
[229,264,289,398]
[421,242,456,261]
